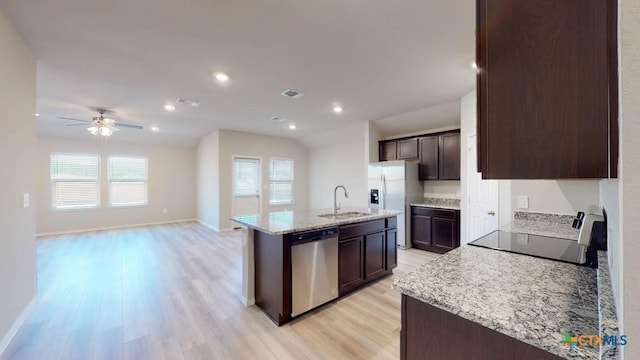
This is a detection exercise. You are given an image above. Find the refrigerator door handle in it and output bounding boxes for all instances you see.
[381,174,387,210]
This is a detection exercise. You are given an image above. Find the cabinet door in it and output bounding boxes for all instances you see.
[439,133,460,180]
[385,228,397,271]
[477,0,616,179]
[397,138,419,159]
[364,231,386,280]
[411,214,432,251]
[432,217,457,251]
[338,237,364,295]
[379,141,397,161]
[419,136,439,180]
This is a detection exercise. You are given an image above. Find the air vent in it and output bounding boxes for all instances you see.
[281,89,304,99]
[176,98,201,107]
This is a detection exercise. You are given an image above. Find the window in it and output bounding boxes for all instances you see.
[108,156,148,207]
[269,158,294,205]
[233,157,260,196]
[50,153,100,210]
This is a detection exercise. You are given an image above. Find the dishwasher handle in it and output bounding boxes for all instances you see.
[292,227,339,245]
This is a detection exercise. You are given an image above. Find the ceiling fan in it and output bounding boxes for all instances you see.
[58,108,143,137]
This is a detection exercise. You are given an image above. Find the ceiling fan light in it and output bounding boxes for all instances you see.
[99,126,113,136]
[87,126,99,135]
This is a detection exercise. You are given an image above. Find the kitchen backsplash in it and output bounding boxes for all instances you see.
[513,211,575,226]
[422,196,460,208]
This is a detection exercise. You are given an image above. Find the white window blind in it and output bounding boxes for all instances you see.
[269,158,294,205]
[108,156,148,207]
[50,154,100,210]
[234,158,260,196]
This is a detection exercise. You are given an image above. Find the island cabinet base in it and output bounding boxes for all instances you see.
[400,295,562,360]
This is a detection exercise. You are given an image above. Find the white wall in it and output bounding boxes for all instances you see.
[459,90,476,244]
[308,125,367,209]
[217,130,308,230]
[0,10,37,354]
[620,0,640,356]
[197,131,220,230]
[510,180,601,215]
[366,121,382,163]
[36,137,197,234]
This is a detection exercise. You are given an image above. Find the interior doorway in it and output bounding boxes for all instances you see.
[466,135,499,243]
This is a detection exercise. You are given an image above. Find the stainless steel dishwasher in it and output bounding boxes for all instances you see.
[291,227,339,317]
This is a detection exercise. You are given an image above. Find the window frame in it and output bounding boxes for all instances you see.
[269,157,294,205]
[107,155,149,208]
[50,152,101,211]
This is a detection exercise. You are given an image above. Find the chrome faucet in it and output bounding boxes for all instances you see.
[334,185,349,217]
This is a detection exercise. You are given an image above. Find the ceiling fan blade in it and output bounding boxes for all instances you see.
[115,123,144,130]
[65,123,89,127]
[57,116,89,122]
[106,125,120,132]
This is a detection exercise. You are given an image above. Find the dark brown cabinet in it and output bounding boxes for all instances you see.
[418,136,439,180]
[338,236,364,294]
[397,138,419,160]
[380,141,397,161]
[477,0,618,179]
[338,218,398,296]
[411,207,460,253]
[439,132,460,180]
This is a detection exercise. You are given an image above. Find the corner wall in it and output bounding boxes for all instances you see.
[36,137,197,234]
[197,131,220,230]
[0,9,37,354]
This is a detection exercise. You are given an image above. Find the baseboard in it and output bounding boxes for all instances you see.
[197,219,220,232]
[239,295,255,307]
[0,296,36,357]
[36,218,199,237]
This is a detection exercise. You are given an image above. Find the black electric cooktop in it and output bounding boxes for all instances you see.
[469,230,588,266]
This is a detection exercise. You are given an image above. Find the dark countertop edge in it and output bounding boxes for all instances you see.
[230,212,399,235]
[597,251,621,359]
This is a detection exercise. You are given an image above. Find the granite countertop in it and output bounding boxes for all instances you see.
[411,197,461,210]
[230,206,400,235]
[501,211,580,240]
[392,245,599,359]
[597,251,620,359]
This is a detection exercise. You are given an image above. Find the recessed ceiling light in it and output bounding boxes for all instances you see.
[333,105,343,114]
[289,124,297,130]
[151,126,160,132]
[163,104,176,111]
[214,72,229,82]
[33,113,40,117]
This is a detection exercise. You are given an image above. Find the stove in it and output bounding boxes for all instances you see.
[469,230,588,266]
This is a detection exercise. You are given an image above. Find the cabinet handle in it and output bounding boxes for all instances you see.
[487,211,496,216]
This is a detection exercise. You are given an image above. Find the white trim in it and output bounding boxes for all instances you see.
[36,218,198,237]
[0,296,36,357]
[239,295,255,307]
[197,219,220,232]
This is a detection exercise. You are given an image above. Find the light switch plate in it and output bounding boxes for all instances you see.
[23,193,30,208]
[517,195,529,209]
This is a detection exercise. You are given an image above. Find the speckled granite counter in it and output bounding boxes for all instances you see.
[392,245,599,359]
[501,211,580,240]
[411,196,460,210]
[230,207,400,235]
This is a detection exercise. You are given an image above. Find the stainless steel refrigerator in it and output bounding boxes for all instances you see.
[367,160,424,249]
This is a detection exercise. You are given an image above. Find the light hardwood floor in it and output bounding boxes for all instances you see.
[2,222,439,360]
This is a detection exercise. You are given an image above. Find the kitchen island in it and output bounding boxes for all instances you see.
[231,207,400,325]
[393,245,600,359]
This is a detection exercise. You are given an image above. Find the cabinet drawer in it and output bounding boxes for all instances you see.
[339,219,385,240]
[412,207,456,219]
[386,216,397,229]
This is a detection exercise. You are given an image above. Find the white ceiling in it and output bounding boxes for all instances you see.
[1,0,475,148]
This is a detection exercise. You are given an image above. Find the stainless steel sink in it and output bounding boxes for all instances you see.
[317,211,372,220]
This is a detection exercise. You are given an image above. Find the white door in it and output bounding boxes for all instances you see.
[232,157,261,219]
[467,135,499,243]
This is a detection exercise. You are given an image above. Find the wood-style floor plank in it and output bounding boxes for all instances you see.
[1,222,439,360]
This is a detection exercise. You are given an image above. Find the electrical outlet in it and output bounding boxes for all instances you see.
[517,195,529,209]
[23,193,30,208]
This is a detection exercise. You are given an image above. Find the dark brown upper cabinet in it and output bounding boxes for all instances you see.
[439,132,460,180]
[397,138,419,160]
[419,136,439,180]
[379,141,397,161]
[477,0,618,179]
